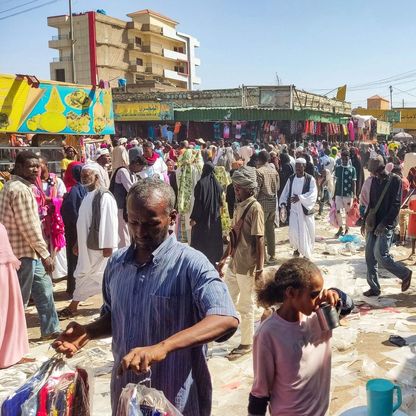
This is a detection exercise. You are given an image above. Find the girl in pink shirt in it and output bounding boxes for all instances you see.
[249,258,353,416]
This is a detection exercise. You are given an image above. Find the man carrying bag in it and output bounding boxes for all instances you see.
[217,166,264,359]
[361,156,412,297]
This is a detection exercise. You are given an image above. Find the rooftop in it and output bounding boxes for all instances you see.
[367,95,389,101]
[127,9,178,25]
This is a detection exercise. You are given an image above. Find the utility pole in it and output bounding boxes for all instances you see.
[402,98,405,108]
[69,0,76,83]
[389,85,393,109]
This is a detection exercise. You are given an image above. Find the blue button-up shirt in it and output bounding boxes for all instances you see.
[102,234,238,415]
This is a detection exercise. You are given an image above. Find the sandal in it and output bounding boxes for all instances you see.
[58,307,77,320]
[227,345,252,361]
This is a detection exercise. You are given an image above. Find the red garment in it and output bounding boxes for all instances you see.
[64,161,83,192]
[408,198,416,238]
[144,151,159,166]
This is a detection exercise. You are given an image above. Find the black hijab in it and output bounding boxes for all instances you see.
[191,162,223,226]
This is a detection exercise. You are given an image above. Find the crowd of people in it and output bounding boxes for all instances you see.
[1,134,416,415]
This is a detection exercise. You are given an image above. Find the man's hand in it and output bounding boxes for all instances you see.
[374,223,386,237]
[72,243,79,256]
[316,289,340,308]
[118,343,168,375]
[290,195,300,204]
[102,248,113,258]
[52,321,90,358]
[360,223,366,237]
[216,259,226,278]
[190,219,196,227]
[254,269,263,283]
[42,256,55,275]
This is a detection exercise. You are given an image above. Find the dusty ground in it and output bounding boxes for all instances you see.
[1,213,416,415]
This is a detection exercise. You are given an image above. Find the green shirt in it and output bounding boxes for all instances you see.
[334,165,356,197]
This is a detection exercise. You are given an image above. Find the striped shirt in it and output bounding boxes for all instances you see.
[256,165,279,212]
[0,176,49,260]
[102,233,238,416]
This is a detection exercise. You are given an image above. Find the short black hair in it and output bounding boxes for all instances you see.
[131,155,148,166]
[257,150,270,164]
[15,151,39,166]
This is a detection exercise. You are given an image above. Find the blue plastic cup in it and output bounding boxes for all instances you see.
[366,378,402,416]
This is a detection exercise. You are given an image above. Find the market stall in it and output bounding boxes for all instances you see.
[0,74,115,172]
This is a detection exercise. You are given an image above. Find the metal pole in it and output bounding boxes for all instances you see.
[69,0,76,83]
[389,85,393,109]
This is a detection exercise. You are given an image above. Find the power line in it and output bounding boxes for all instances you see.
[0,0,61,20]
[0,0,45,14]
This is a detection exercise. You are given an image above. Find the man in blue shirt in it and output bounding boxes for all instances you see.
[53,179,238,415]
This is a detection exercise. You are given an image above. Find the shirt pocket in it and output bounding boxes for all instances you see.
[150,294,182,337]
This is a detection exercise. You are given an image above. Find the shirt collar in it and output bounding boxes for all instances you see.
[11,175,33,187]
[235,195,256,208]
[123,232,177,266]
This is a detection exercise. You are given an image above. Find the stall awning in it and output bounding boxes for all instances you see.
[173,107,349,124]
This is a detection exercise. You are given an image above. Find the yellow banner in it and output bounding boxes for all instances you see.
[0,75,33,131]
[114,102,174,121]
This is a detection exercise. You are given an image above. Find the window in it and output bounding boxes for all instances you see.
[135,37,142,45]
[174,46,184,53]
[136,58,143,66]
[55,68,65,82]
[174,66,186,74]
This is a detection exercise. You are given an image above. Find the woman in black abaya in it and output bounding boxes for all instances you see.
[190,162,223,265]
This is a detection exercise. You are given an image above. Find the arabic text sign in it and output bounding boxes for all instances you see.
[114,102,174,121]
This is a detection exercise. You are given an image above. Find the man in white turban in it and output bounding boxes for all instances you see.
[58,164,118,318]
[279,158,317,259]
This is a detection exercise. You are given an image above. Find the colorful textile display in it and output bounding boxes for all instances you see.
[1,358,90,416]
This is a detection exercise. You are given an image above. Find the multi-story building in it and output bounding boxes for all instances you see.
[48,9,201,90]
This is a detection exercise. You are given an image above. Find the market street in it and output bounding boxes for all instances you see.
[2,214,416,415]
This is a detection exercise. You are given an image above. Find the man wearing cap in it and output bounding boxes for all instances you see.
[217,166,264,358]
[112,138,129,173]
[279,158,318,259]
[362,156,412,297]
[93,148,111,189]
[58,163,118,318]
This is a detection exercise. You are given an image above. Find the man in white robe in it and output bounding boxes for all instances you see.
[58,164,118,318]
[92,148,111,189]
[280,158,317,259]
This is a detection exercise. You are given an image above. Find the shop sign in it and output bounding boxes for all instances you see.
[386,111,401,123]
[259,86,292,109]
[114,102,174,121]
[0,74,115,135]
[376,120,391,135]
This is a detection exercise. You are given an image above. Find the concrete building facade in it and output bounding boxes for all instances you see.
[48,9,201,91]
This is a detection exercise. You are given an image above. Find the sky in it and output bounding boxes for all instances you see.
[2,0,416,108]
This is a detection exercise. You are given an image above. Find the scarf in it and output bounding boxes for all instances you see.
[64,161,83,192]
[145,151,159,166]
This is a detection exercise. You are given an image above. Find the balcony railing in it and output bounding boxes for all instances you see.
[51,34,70,40]
[52,57,72,62]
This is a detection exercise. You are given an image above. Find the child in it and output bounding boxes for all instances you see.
[248,258,353,416]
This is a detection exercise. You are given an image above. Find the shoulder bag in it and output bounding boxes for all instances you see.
[229,200,256,257]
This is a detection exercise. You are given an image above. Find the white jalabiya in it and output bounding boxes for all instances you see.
[72,189,118,302]
[280,175,318,259]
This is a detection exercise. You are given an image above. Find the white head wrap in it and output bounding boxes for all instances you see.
[119,137,128,145]
[295,158,307,165]
[94,148,110,161]
[82,162,101,174]
[231,166,258,190]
